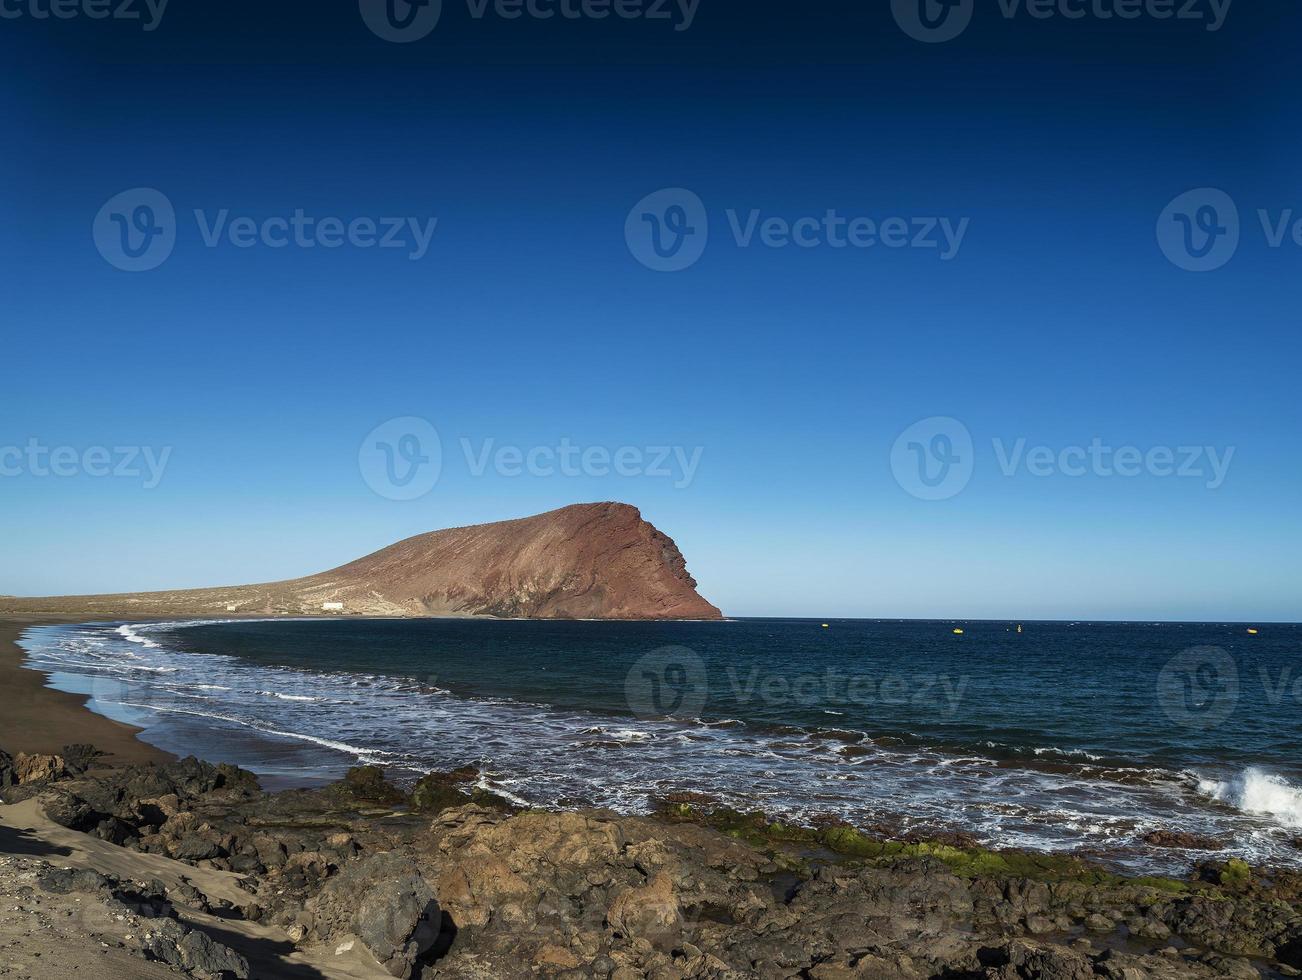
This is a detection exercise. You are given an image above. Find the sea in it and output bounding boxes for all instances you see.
[17,618,1302,875]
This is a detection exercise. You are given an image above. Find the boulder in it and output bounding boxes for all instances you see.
[307,851,441,978]
[12,752,67,785]
[143,918,250,979]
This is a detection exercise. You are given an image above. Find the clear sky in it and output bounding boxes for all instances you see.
[2,1,1299,621]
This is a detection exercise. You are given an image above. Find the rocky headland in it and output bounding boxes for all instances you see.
[0,503,723,621]
[2,746,1300,980]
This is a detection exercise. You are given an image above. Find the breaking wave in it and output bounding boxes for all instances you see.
[1199,768,1302,828]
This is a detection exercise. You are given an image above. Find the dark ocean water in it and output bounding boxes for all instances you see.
[19,618,1302,873]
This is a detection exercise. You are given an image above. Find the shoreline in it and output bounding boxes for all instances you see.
[0,616,173,766]
[4,750,1300,979]
[9,615,1302,878]
[2,617,1302,976]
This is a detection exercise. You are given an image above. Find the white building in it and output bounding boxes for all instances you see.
[322,602,345,612]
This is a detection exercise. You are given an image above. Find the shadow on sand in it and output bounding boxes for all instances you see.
[0,823,72,858]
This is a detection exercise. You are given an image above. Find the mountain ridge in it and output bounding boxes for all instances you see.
[0,503,723,621]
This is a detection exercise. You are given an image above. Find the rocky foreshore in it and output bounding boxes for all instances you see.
[2,746,1301,980]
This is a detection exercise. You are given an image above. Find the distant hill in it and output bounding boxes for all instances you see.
[0,503,723,621]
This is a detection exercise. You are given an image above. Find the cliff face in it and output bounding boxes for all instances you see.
[0,503,723,621]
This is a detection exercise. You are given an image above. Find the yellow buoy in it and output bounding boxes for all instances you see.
[953,628,965,635]
[1247,628,1259,635]
[821,623,830,628]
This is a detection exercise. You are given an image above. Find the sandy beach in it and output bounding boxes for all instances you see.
[0,617,172,765]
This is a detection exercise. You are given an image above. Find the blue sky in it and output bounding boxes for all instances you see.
[1,1,1299,620]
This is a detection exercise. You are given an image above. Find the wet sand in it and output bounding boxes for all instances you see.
[0,617,172,765]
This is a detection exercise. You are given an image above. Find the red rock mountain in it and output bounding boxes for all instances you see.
[0,503,723,621]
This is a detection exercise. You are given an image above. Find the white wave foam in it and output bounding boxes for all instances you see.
[474,776,530,807]
[256,691,323,702]
[1033,746,1104,762]
[1199,768,1302,828]
[116,624,161,648]
[111,701,396,764]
